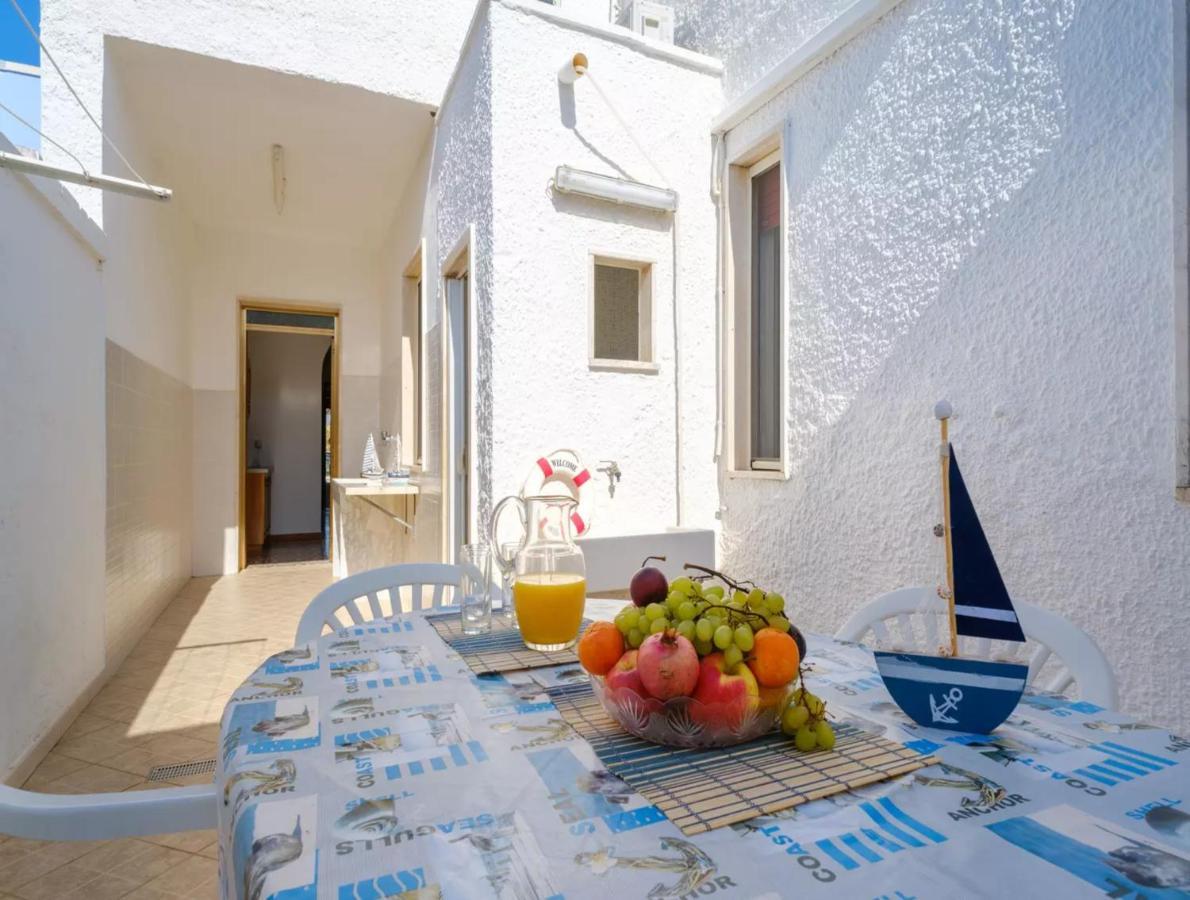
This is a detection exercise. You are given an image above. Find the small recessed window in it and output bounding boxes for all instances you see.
[590,256,654,371]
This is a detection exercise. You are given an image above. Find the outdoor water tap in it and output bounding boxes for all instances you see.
[596,460,622,498]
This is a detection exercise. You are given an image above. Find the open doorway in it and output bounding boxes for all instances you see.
[239,302,339,569]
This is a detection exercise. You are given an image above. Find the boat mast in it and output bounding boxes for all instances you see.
[935,400,958,657]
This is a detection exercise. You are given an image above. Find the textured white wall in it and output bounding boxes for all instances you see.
[669,0,855,101]
[189,226,383,574]
[708,0,1189,730]
[484,1,723,538]
[38,0,479,224]
[0,156,106,778]
[246,331,332,536]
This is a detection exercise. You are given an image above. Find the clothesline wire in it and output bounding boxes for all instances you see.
[0,96,88,173]
[6,0,150,186]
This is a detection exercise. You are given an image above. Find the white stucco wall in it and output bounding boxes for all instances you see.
[38,0,480,224]
[189,225,384,574]
[669,0,855,101]
[484,1,723,539]
[707,0,1190,730]
[0,151,106,778]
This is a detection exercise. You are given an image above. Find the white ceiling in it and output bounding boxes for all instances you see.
[108,39,434,246]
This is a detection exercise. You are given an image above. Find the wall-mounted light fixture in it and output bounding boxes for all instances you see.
[558,52,588,84]
[272,144,286,214]
[554,165,677,212]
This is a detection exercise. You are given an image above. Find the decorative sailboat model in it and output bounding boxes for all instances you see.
[874,401,1029,734]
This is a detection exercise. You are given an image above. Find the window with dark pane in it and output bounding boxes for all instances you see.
[751,162,781,466]
[594,263,641,361]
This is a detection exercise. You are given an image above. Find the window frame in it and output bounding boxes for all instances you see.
[1176,0,1190,500]
[587,252,658,373]
[726,139,788,478]
[402,240,425,468]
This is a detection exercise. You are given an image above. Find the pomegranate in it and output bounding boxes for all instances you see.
[637,631,699,699]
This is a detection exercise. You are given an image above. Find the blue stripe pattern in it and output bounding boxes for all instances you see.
[363,665,443,689]
[810,799,948,871]
[344,621,414,636]
[338,866,427,899]
[1073,741,1178,787]
[382,741,488,781]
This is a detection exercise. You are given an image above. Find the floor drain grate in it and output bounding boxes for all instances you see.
[147,758,217,782]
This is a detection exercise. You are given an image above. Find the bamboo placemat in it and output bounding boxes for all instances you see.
[549,684,936,835]
[428,614,591,675]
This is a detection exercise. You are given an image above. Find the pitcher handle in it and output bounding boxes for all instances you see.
[489,495,527,570]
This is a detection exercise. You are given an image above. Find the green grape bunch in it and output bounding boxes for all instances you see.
[779,683,835,751]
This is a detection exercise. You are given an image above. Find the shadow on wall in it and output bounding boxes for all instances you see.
[721,0,1084,600]
[719,0,1190,730]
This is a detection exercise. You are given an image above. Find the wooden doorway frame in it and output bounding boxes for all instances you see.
[237,299,341,571]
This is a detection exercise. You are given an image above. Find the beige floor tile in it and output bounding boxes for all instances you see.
[107,845,192,884]
[0,846,88,894]
[72,838,156,873]
[139,854,217,896]
[10,858,103,899]
[21,752,91,787]
[140,831,216,855]
[11,563,330,896]
[50,764,146,793]
[60,713,117,742]
[62,872,147,899]
[122,883,176,899]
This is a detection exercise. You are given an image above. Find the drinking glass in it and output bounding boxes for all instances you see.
[459,543,492,635]
[493,541,520,627]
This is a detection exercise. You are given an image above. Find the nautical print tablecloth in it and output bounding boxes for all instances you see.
[217,604,1190,899]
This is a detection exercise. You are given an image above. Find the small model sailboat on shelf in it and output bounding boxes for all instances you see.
[874,400,1029,734]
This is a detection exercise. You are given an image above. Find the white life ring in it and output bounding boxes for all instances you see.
[521,448,596,536]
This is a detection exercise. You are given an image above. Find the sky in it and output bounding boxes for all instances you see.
[0,0,39,66]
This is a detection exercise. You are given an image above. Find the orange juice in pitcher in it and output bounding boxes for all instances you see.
[491,494,586,651]
[513,573,586,649]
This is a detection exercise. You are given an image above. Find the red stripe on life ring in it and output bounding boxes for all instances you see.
[536,457,554,478]
[573,469,591,487]
[571,512,586,534]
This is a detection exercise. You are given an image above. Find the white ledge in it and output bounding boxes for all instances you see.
[498,0,724,76]
[712,0,905,134]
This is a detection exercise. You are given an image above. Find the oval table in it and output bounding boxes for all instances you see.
[216,601,1189,899]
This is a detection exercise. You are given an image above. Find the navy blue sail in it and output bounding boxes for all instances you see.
[873,416,1028,735]
[948,447,1026,644]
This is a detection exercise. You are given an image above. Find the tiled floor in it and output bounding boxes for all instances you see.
[245,538,326,567]
[0,562,333,899]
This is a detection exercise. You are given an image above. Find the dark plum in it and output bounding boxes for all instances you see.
[629,556,669,608]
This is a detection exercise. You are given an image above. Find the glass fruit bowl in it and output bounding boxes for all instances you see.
[590,675,790,749]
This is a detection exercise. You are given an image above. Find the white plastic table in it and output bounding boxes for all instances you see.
[216,600,1189,899]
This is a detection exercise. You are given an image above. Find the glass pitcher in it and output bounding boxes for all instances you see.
[490,494,586,651]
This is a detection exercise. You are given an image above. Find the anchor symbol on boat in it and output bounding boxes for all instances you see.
[930,687,964,724]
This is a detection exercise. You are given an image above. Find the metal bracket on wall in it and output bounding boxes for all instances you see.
[356,494,415,532]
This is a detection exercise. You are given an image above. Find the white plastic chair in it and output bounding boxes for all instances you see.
[0,782,215,841]
[836,586,1118,710]
[295,562,483,643]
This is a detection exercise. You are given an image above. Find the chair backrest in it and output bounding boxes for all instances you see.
[836,586,1118,710]
[294,562,483,643]
[0,782,215,841]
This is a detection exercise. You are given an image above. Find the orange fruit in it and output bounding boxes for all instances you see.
[577,621,625,676]
[748,628,801,687]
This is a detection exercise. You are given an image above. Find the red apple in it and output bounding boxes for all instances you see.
[605,651,661,712]
[692,652,760,729]
[629,556,669,607]
[637,631,699,699]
